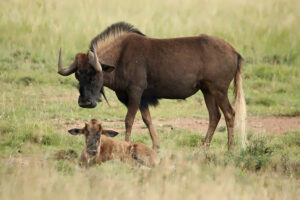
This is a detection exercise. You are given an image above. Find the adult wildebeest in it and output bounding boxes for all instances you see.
[57,22,246,150]
[68,119,160,167]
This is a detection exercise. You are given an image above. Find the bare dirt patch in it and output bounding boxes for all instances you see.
[243,116,300,134]
[54,116,300,135]
[154,116,300,135]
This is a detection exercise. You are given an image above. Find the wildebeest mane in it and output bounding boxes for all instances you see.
[89,22,145,51]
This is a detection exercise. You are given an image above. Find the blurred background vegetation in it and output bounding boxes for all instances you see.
[0,0,299,64]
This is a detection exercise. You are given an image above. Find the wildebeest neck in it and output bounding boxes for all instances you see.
[103,71,116,90]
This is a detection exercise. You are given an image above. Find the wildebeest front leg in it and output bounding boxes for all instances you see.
[124,88,142,142]
[140,105,160,150]
[202,91,221,148]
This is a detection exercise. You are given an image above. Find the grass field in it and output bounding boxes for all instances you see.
[0,0,299,199]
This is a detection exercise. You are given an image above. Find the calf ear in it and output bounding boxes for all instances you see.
[68,128,84,135]
[103,130,119,137]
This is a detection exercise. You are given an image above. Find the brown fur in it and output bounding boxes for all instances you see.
[59,22,247,150]
[68,119,160,167]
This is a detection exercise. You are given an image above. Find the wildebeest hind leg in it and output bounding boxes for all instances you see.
[140,105,160,150]
[214,92,235,150]
[202,91,221,149]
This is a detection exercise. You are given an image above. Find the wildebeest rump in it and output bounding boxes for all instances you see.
[57,22,247,150]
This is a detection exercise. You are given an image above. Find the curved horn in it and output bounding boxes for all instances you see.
[57,48,77,76]
[88,47,102,72]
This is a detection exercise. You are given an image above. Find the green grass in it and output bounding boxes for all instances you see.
[0,0,299,199]
[0,130,299,199]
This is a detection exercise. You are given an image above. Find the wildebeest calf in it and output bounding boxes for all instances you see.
[68,119,160,167]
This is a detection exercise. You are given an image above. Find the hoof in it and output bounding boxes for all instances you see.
[201,143,210,151]
[152,145,160,151]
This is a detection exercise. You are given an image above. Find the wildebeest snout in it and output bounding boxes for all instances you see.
[87,149,97,156]
[78,96,98,108]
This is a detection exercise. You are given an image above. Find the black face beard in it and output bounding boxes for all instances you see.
[100,87,110,106]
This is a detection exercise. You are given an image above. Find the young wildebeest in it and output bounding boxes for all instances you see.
[57,22,247,150]
[68,119,160,167]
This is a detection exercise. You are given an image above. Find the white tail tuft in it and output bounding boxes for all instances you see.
[234,55,247,149]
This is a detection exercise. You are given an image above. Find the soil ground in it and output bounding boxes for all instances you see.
[56,116,300,135]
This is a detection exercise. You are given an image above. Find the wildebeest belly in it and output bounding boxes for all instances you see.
[144,74,200,99]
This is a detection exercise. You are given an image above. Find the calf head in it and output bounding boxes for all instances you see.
[68,119,119,156]
[57,48,115,108]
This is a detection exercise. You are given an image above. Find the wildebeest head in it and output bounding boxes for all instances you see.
[68,119,119,156]
[57,48,114,108]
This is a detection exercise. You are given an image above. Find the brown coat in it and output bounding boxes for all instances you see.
[68,119,160,167]
[80,135,160,167]
[60,22,247,150]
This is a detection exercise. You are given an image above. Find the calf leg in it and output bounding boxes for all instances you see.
[202,91,221,149]
[140,105,160,150]
[214,91,235,150]
[124,88,142,142]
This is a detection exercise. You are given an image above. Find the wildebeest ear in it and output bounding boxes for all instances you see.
[103,130,119,137]
[68,128,84,135]
[101,64,115,72]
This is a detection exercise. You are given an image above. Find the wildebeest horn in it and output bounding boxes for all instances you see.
[57,48,77,76]
[88,47,102,72]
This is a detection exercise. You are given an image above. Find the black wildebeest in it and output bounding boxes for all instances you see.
[57,22,246,150]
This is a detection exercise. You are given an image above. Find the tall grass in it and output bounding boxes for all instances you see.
[0,0,299,65]
[1,130,299,200]
[0,155,298,200]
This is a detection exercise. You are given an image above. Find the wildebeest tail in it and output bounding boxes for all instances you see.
[234,54,247,149]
